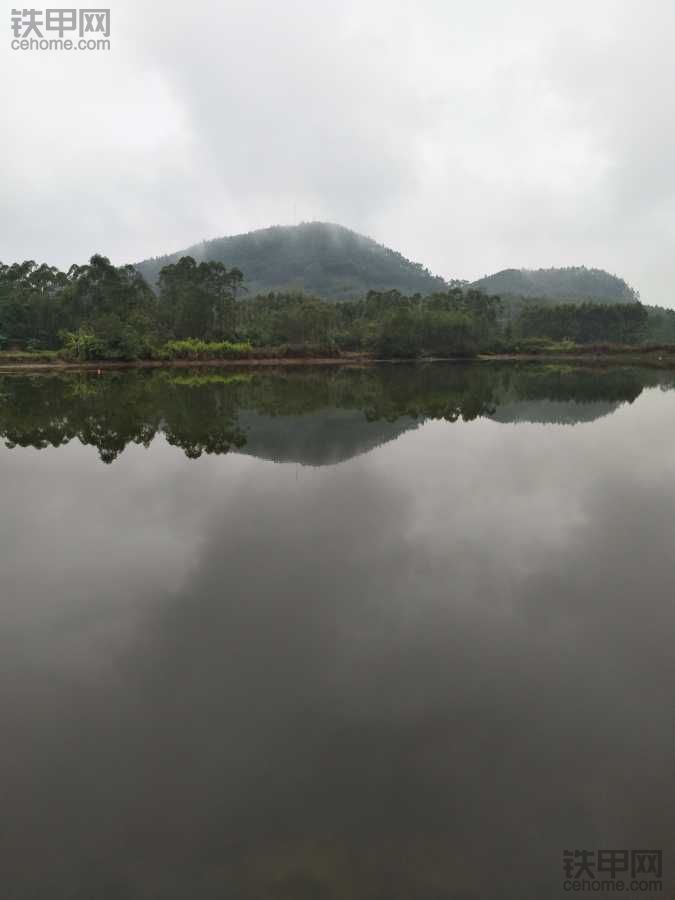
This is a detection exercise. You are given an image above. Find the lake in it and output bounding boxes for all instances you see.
[1,362,672,899]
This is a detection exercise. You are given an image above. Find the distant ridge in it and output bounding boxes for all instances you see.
[136,225,640,305]
[471,266,639,305]
[135,222,448,300]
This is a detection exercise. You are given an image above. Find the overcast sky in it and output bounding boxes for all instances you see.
[3,0,675,305]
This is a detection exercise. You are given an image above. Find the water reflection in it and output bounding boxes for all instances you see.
[1,363,674,899]
[0,363,665,464]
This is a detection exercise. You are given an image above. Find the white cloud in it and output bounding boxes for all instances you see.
[2,0,674,304]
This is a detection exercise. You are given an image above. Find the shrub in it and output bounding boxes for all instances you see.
[58,328,103,361]
[161,339,254,360]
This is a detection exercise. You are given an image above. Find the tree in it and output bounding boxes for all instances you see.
[158,257,243,341]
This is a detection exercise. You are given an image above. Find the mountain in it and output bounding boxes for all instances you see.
[471,266,639,305]
[135,222,448,300]
[136,226,641,305]
[237,410,420,466]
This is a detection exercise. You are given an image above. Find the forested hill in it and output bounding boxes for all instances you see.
[471,267,639,304]
[135,222,448,300]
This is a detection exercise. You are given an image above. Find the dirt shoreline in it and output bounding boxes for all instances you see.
[2,351,675,373]
[0,355,376,372]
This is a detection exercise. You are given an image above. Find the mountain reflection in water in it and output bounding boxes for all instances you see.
[0,362,659,465]
[1,361,674,900]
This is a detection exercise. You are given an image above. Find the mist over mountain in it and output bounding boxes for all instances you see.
[471,267,639,305]
[135,222,448,300]
[136,223,643,312]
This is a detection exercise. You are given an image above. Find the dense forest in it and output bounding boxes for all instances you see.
[0,251,668,362]
[136,222,449,300]
[472,266,639,304]
[0,254,498,359]
[515,302,648,344]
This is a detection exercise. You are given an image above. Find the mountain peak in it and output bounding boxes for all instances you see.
[471,266,639,304]
[135,222,448,300]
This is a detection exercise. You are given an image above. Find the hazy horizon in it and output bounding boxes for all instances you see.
[4,0,675,306]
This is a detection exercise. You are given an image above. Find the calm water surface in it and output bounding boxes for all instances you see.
[1,363,674,899]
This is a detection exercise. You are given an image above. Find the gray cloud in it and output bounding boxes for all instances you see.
[3,0,675,304]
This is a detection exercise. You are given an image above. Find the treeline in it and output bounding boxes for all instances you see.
[238,287,501,357]
[0,254,663,360]
[0,256,157,358]
[515,302,648,344]
[0,256,501,359]
[0,255,245,360]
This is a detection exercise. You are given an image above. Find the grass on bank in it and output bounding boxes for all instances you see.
[481,337,675,356]
[0,349,60,362]
[4,338,675,367]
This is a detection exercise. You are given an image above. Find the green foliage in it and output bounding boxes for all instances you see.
[165,372,253,387]
[643,305,675,343]
[0,348,59,362]
[59,322,147,362]
[158,256,243,341]
[0,255,157,358]
[237,291,338,348]
[362,289,495,358]
[373,308,479,359]
[4,245,674,361]
[59,328,103,361]
[376,309,422,358]
[516,302,647,344]
[418,310,477,356]
[0,260,69,347]
[161,339,253,360]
